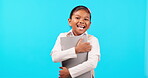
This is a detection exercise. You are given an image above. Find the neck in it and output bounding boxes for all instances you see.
[72,31,83,36]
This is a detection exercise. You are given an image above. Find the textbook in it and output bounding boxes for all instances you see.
[60,35,91,78]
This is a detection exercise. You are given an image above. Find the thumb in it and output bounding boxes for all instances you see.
[77,38,83,46]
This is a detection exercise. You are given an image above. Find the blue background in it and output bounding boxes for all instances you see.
[0,0,148,78]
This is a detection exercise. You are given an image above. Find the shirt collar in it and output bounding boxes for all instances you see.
[67,29,88,37]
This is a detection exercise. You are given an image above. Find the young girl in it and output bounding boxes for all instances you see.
[51,5,100,78]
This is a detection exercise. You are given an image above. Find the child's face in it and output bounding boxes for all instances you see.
[68,10,91,36]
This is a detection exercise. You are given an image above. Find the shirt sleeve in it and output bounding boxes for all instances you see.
[50,33,77,63]
[68,37,100,78]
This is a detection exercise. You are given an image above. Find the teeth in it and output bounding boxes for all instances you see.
[77,25,85,30]
[78,26,84,29]
[80,26,84,28]
[79,27,83,29]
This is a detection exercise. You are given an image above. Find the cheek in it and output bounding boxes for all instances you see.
[71,20,78,26]
[86,22,91,26]
[73,19,78,23]
[69,21,75,26]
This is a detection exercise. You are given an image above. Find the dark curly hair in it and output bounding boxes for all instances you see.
[69,5,91,21]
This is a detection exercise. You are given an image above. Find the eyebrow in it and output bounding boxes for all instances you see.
[74,15,90,18]
[74,15,80,17]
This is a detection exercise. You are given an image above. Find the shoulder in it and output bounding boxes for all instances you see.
[88,34,100,44]
[55,32,68,41]
[88,34,99,41]
[58,32,68,37]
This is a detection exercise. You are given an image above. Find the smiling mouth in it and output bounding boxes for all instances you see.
[77,25,86,30]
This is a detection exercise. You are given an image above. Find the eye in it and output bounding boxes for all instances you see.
[75,17,80,19]
[84,18,89,21]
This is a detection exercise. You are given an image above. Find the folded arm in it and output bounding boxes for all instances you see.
[51,34,77,63]
[68,37,100,77]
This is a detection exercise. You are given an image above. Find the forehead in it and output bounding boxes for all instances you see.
[72,10,90,17]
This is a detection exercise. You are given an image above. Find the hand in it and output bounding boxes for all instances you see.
[59,67,70,78]
[75,38,92,53]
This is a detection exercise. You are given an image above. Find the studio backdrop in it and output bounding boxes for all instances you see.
[0,0,148,78]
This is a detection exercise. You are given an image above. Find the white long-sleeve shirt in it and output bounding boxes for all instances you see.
[51,30,101,78]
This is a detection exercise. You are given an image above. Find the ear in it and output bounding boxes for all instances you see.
[68,18,72,26]
[88,21,91,29]
[90,21,91,25]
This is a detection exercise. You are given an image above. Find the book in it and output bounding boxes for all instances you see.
[60,35,91,78]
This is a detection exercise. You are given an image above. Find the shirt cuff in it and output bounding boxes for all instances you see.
[63,47,77,60]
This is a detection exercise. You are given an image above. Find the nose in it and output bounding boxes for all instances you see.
[79,19,84,24]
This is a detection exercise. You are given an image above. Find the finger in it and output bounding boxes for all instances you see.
[59,67,63,69]
[59,73,64,76]
[89,45,92,49]
[59,75,63,78]
[88,45,92,48]
[59,73,61,76]
[59,71,64,77]
[59,74,64,78]
[59,71,62,75]
[89,48,92,51]
[86,47,91,52]
[85,42,90,45]
[62,67,66,69]
[59,70,62,73]
[77,38,83,46]
[59,69,63,74]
